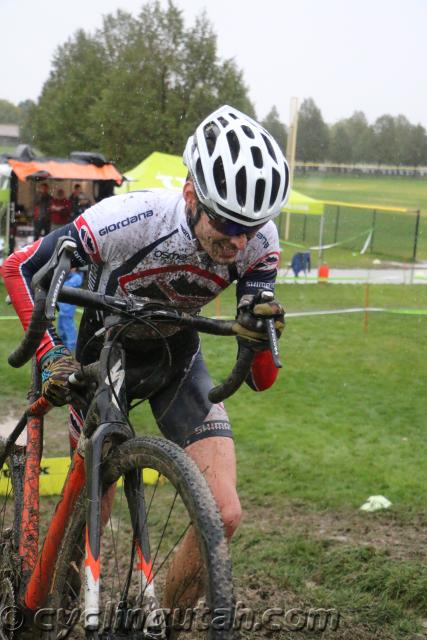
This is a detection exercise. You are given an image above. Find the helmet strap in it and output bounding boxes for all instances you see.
[185,202,203,238]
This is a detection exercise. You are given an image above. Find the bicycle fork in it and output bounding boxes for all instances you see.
[83,338,156,633]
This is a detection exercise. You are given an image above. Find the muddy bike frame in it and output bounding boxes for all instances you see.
[2,236,280,634]
[2,325,154,628]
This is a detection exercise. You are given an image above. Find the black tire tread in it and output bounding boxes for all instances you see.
[48,436,234,639]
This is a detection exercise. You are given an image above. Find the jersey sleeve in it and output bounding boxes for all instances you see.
[236,221,280,300]
[236,221,282,392]
[1,223,90,361]
[1,191,164,361]
[75,192,160,266]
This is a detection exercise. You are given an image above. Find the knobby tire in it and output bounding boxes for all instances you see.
[47,436,234,640]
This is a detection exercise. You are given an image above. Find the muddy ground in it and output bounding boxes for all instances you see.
[1,412,426,640]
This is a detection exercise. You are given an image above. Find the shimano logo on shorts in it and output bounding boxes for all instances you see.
[99,210,153,236]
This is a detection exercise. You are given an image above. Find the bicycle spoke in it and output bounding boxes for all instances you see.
[149,520,192,586]
[49,438,234,639]
[108,513,123,597]
[108,483,125,601]
[0,477,11,535]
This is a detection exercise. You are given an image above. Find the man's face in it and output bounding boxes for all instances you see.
[192,208,248,264]
[183,180,249,265]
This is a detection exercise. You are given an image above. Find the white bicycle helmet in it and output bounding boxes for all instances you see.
[183,105,290,226]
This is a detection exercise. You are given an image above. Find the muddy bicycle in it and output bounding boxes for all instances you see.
[0,237,281,639]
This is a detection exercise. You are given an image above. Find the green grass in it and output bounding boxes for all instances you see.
[282,174,427,266]
[1,282,426,637]
[294,174,427,212]
[0,145,16,155]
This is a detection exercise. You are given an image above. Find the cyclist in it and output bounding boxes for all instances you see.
[2,105,288,614]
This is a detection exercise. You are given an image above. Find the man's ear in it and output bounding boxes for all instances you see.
[183,180,197,208]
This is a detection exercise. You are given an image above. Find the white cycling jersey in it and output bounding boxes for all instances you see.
[73,189,280,313]
[4,189,280,361]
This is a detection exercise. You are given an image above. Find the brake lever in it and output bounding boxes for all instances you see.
[265,317,282,368]
[44,238,78,320]
[255,291,282,369]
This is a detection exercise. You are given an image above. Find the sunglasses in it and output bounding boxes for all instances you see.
[198,202,265,239]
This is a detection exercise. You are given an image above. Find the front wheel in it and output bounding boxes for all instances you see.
[47,436,234,639]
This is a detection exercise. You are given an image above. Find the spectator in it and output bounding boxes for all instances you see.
[69,184,91,220]
[57,269,84,352]
[33,183,52,240]
[49,188,72,231]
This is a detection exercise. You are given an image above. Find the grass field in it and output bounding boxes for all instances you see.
[294,174,427,212]
[280,174,427,267]
[0,282,426,638]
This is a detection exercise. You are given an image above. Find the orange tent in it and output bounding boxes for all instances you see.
[8,159,123,184]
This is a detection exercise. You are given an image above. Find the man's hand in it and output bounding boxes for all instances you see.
[40,346,84,407]
[233,292,285,348]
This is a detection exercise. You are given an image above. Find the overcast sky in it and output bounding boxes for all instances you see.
[3,0,427,128]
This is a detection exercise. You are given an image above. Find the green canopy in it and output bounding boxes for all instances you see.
[116,152,324,215]
[282,189,324,215]
[115,152,187,193]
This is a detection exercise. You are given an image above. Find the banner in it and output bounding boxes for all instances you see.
[0,457,160,495]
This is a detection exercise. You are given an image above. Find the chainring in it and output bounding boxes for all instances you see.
[0,576,17,640]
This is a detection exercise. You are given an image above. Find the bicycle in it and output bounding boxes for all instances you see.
[0,237,281,639]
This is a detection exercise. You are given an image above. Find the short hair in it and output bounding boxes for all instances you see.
[73,183,81,189]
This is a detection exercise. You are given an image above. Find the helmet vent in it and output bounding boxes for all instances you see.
[241,125,255,139]
[262,133,277,162]
[226,130,240,163]
[255,179,266,212]
[203,122,220,156]
[235,167,247,206]
[282,162,290,201]
[251,146,263,168]
[218,116,229,127]
[195,158,207,196]
[229,112,238,119]
[270,168,280,206]
[213,157,227,198]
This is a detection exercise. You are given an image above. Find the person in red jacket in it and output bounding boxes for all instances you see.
[49,188,72,231]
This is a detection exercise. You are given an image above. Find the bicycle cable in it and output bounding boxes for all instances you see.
[105,313,173,433]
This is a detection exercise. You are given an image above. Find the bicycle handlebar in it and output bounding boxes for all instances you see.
[8,237,76,368]
[208,343,254,403]
[8,287,49,368]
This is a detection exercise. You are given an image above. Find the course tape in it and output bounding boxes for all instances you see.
[213,307,427,321]
[4,305,421,324]
[287,307,427,317]
[0,457,160,496]
[276,275,379,282]
[279,227,373,252]
[320,199,410,213]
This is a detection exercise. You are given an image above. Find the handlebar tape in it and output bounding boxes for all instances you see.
[208,344,255,404]
[8,287,49,368]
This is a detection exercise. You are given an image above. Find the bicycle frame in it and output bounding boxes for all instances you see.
[4,233,261,633]
[9,319,157,633]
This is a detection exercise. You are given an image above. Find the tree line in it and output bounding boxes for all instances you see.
[295,98,427,166]
[1,0,426,169]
